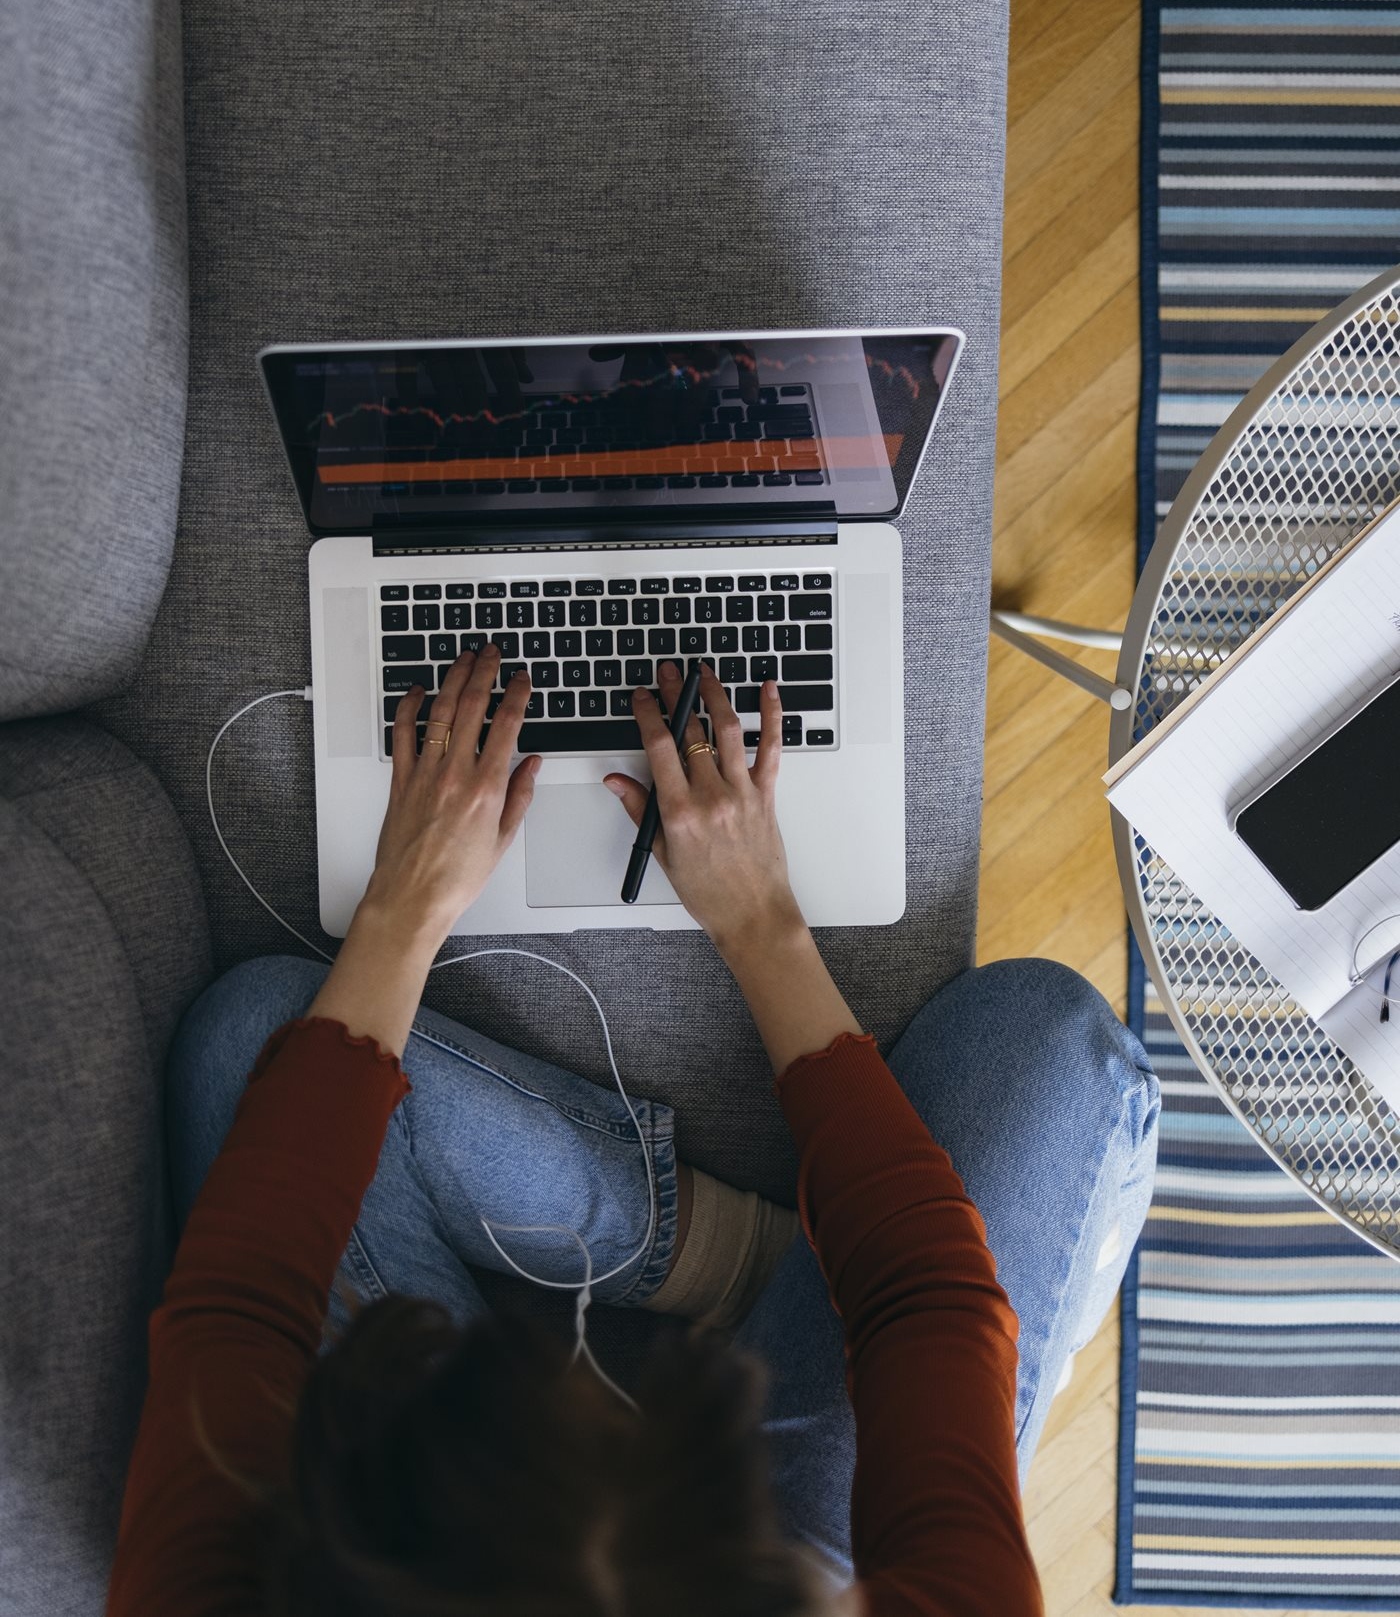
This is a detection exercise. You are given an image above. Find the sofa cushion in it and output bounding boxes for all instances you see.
[0,0,188,720]
[94,0,1008,1204]
[0,718,210,1616]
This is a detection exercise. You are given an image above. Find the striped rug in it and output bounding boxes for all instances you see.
[1116,0,1400,1607]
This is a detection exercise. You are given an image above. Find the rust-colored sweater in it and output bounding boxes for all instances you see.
[106,1017,1043,1616]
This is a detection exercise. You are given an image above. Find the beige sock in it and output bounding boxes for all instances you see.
[643,1169,801,1332]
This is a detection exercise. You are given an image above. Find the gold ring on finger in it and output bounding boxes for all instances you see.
[424,718,452,735]
[683,741,717,765]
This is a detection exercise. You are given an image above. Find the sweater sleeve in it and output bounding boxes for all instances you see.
[774,1032,1044,1617]
[105,1017,411,1617]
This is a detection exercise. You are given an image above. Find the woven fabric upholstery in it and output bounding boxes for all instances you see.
[91,0,1009,1202]
[0,718,211,1617]
[0,0,188,721]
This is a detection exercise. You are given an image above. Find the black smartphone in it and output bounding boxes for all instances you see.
[1233,672,1400,911]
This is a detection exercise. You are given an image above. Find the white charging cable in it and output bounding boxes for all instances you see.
[206,688,655,1412]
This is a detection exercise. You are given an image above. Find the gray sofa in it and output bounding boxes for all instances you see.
[0,0,1009,1608]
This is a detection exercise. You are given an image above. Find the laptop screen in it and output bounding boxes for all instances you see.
[258,329,961,537]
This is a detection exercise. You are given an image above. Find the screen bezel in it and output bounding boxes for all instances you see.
[257,326,964,539]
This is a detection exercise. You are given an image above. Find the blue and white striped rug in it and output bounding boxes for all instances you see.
[1115,1,1400,1607]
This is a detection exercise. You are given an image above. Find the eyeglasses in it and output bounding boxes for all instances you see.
[1348,916,1400,1023]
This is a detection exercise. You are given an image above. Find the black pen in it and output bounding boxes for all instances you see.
[621,659,704,903]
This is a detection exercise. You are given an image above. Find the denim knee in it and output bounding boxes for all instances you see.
[890,957,1155,1120]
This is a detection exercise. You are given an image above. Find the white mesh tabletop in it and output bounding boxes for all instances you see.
[1109,266,1400,1262]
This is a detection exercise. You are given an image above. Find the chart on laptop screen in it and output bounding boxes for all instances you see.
[260,333,958,534]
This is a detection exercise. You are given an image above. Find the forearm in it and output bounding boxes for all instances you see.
[714,909,863,1075]
[305,895,444,1058]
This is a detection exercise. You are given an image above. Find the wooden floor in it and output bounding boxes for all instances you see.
[985,3,1330,1614]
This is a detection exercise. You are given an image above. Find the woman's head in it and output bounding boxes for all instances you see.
[249,1294,841,1615]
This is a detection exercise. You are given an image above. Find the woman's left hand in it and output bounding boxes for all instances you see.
[364,643,541,942]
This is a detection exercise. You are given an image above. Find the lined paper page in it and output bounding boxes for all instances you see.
[1106,508,1400,1111]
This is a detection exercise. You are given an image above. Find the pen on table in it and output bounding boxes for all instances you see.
[621,659,704,904]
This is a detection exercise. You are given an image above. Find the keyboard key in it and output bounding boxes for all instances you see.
[610,689,636,716]
[803,573,832,590]
[782,715,804,743]
[794,471,825,485]
[763,473,793,486]
[479,581,507,599]
[725,596,755,622]
[480,716,642,752]
[429,633,457,661]
[774,624,801,651]
[475,603,503,629]
[511,581,539,597]
[789,594,833,620]
[382,634,427,662]
[548,691,576,717]
[499,662,527,687]
[704,576,734,593]
[624,659,653,686]
[543,580,572,596]
[413,584,442,600]
[711,627,738,654]
[807,729,835,745]
[525,692,545,719]
[742,625,769,653]
[607,578,637,595]
[491,633,521,658]
[617,628,644,656]
[777,685,833,711]
[640,577,669,594]
[601,600,629,627]
[738,575,767,591]
[563,660,591,687]
[462,632,488,654]
[698,474,728,488]
[384,725,395,753]
[732,474,760,487]
[735,687,761,713]
[569,599,598,626]
[507,601,534,628]
[381,604,409,631]
[805,623,833,651]
[525,632,551,658]
[743,730,761,747]
[719,656,746,683]
[757,595,785,621]
[666,475,697,489]
[663,597,691,624]
[648,628,677,656]
[672,577,702,593]
[750,655,778,682]
[586,630,614,657]
[595,660,622,686]
[694,596,722,624]
[579,691,608,717]
[631,598,660,625]
[383,664,434,691]
[413,604,441,631]
[551,631,579,658]
[380,585,409,601]
[531,662,560,688]
[445,604,471,630]
[575,579,605,595]
[538,602,565,628]
[384,695,408,722]
[769,573,799,590]
[679,627,707,654]
[781,654,834,681]
[446,582,474,599]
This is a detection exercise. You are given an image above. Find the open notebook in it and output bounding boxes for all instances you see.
[1105,499,1400,1116]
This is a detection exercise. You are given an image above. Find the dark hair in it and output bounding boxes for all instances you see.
[226,1292,828,1615]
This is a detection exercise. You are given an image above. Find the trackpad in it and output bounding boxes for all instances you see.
[525,784,681,907]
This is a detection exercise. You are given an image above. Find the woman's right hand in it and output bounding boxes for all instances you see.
[603,662,805,951]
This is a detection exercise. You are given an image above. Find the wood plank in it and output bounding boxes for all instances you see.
[1006,10,1142,195]
[1007,0,1138,127]
[1004,80,1139,263]
[1001,216,1140,399]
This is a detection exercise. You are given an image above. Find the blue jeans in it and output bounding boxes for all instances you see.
[166,954,1158,1580]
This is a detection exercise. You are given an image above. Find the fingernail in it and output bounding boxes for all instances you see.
[633,687,649,701]
[531,756,543,775]
[604,779,623,796]
[513,670,529,682]
[409,685,423,697]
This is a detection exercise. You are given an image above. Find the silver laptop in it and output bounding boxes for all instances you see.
[258,328,963,937]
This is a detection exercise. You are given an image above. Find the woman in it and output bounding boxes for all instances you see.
[106,646,1160,1616]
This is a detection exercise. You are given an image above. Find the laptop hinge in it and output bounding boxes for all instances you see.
[370,519,840,558]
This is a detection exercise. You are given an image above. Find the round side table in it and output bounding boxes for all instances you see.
[1109,263,1400,1262]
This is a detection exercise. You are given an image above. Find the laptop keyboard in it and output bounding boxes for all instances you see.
[377,571,837,757]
